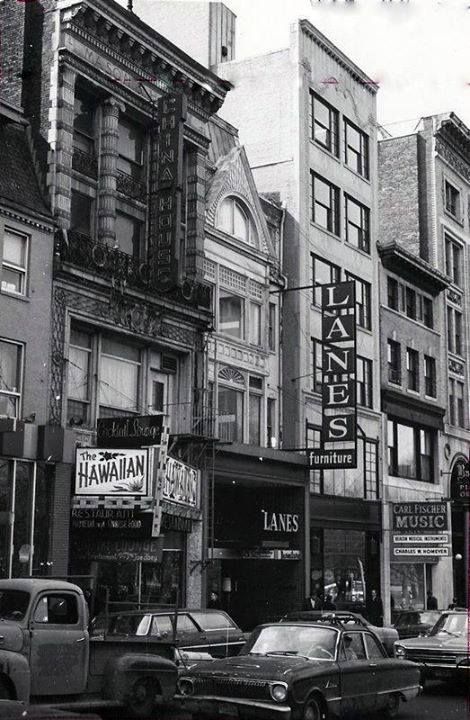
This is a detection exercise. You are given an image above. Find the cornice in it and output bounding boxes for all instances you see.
[377,240,449,296]
[0,205,54,233]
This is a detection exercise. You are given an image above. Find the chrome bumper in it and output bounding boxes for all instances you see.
[175,694,291,718]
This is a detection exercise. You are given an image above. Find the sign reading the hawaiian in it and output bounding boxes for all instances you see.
[309,281,357,470]
[75,448,149,496]
[163,456,199,508]
[97,415,163,449]
[450,456,469,507]
[391,502,450,563]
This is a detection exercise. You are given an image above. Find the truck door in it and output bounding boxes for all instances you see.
[29,591,88,696]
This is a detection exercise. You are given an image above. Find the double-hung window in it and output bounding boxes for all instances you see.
[2,229,28,296]
[357,356,373,408]
[249,302,261,346]
[217,386,243,443]
[306,423,322,494]
[445,236,462,286]
[310,92,339,156]
[388,418,434,482]
[344,119,369,179]
[421,296,433,329]
[268,303,276,351]
[387,277,399,310]
[424,356,436,398]
[73,90,95,156]
[267,398,276,448]
[345,273,371,329]
[406,348,419,392]
[312,254,340,306]
[248,376,262,446]
[345,196,370,253]
[67,327,92,426]
[387,340,401,385]
[311,338,323,393]
[405,287,416,320]
[449,379,465,427]
[444,180,460,220]
[219,291,243,338]
[115,212,143,260]
[117,117,144,180]
[447,307,463,355]
[98,337,140,418]
[70,191,93,237]
[0,340,22,418]
[311,173,340,235]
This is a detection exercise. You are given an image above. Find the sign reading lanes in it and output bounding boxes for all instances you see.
[309,281,357,470]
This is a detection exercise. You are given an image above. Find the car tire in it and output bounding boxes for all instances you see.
[384,693,400,719]
[126,678,158,718]
[303,695,326,720]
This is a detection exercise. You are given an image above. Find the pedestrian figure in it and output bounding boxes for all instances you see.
[368,589,384,627]
[208,591,220,609]
[323,594,336,611]
[448,597,458,610]
[426,590,438,610]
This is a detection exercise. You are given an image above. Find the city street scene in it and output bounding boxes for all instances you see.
[0,0,468,717]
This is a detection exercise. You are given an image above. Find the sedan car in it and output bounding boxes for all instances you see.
[393,610,442,639]
[177,620,421,719]
[394,610,469,683]
[283,610,399,656]
[99,608,247,659]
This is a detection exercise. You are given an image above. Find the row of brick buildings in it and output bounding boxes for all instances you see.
[0,0,468,626]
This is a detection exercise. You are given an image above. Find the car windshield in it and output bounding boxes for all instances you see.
[244,625,338,661]
[420,612,440,625]
[0,590,30,620]
[429,613,467,638]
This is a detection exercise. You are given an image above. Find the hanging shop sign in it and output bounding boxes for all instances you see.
[75,448,150,496]
[390,502,450,563]
[97,415,163,449]
[152,428,170,538]
[309,281,357,470]
[450,456,469,507]
[163,456,200,509]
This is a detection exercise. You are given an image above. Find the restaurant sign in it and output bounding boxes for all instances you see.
[163,456,199,508]
[75,448,150,496]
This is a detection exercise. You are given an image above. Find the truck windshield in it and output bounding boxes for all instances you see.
[0,590,30,620]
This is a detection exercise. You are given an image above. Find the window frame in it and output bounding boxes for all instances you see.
[356,355,373,408]
[406,348,420,393]
[268,303,276,352]
[444,180,460,221]
[387,417,435,483]
[70,190,94,237]
[117,116,144,180]
[312,254,341,307]
[218,289,245,339]
[72,88,96,157]
[0,339,23,419]
[344,118,370,179]
[445,235,462,287]
[310,92,339,156]
[1,228,29,297]
[345,272,371,330]
[423,355,436,398]
[344,195,370,254]
[387,277,399,311]
[217,384,244,444]
[306,422,323,494]
[311,173,340,236]
[216,196,259,247]
[387,340,401,385]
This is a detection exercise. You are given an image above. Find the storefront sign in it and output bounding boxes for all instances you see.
[261,510,299,533]
[97,415,163,449]
[309,281,357,469]
[392,502,448,531]
[161,513,192,533]
[393,534,449,544]
[75,448,149,496]
[71,537,164,563]
[450,456,469,507]
[163,457,199,508]
[240,548,301,560]
[393,547,449,558]
[391,502,450,563]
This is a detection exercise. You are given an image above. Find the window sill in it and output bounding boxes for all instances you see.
[309,139,341,164]
[345,241,371,258]
[310,221,341,243]
[0,290,29,303]
[443,209,464,228]
[381,306,440,335]
[343,162,371,186]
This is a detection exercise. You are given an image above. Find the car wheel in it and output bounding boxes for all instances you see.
[303,695,325,720]
[126,678,158,718]
[384,693,400,719]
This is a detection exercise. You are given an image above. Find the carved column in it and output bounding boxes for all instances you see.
[53,65,76,227]
[185,146,207,279]
[98,97,123,245]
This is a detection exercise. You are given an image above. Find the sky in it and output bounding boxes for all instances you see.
[118,0,470,134]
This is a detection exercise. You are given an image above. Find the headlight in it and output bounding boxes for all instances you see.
[270,683,288,702]
[395,645,406,659]
[178,678,194,696]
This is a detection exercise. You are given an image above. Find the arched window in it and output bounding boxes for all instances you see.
[217,196,259,247]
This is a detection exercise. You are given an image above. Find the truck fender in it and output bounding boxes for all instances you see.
[0,649,31,702]
[103,653,178,705]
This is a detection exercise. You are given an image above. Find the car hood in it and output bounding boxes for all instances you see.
[399,635,466,651]
[187,653,329,680]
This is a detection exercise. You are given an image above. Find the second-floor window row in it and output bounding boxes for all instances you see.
[386,277,434,329]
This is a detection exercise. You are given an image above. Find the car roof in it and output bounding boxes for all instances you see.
[106,608,231,618]
[0,579,83,594]
[263,620,367,633]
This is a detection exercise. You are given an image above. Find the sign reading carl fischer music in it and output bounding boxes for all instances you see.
[309,281,357,470]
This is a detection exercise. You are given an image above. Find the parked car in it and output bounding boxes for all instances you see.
[282,610,399,656]
[177,619,421,719]
[394,610,469,683]
[393,610,442,639]
[99,608,248,660]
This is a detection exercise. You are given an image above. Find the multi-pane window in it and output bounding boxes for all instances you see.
[406,348,419,392]
[345,273,371,329]
[388,418,434,482]
[70,191,93,236]
[311,338,323,393]
[310,93,339,156]
[456,381,464,427]
[117,117,144,180]
[267,398,276,448]
[357,356,373,408]
[365,439,378,500]
[344,119,369,179]
[67,327,92,425]
[249,391,261,446]
[99,337,140,418]
[0,340,22,418]
[449,378,456,426]
[312,254,340,306]
[268,303,276,351]
[445,236,462,286]
[248,302,261,346]
[345,196,370,253]
[1,229,28,296]
[115,212,143,259]
[311,173,340,235]
[219,291,243,338]
[449,379,465,427]
[217,197,259,247]
[218,387,243,443]
[444,180,460,220]
[73,89,95,155]
[424,356,436,398]
[447,307,463,355]
[387,277,399,310]
[405,287,416,320]
[421,297,433,329]
[387,340,401,385]
[306,423,322,494]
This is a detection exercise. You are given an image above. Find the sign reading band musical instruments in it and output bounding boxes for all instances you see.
[309,281,357,470]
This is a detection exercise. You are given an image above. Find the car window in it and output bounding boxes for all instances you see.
[150,615,173,636]
[420,612,439,626]
[109,614,149,636]
[172,614,199,633]
[397,614,413,627]
[33,594,79,625]
[339,633,366,660]
[191,612,235,631]
[364,633,385,659]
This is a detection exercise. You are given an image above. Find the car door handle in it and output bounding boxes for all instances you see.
[76,637,86,643]
[369,663,377,668]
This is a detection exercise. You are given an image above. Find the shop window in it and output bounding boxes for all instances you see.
[310,92,339,156]
[267,398,276,448]
[387,418,435,482]
[0,339,22,419]
[217,386,244,443]
[117,117,144,180]
[357,356,373,408]
[310,173,340,236]
[444,180,460,220]
[445,235,462,286]
[1,229,28,296]
[387,277,399,310]
[424,356,436,398]
[345,273,371,329]
[115,212,143,259]
[219,291,243,338]
[217,197,259,247]
[387,339,401,385]
[70,191,93,237]
[344,119,369,179]
[323,528,366,606]
[406,348,419,392]
[268,303,276,351]
[249,302,261,346]
[311,254,340,306]
[344,196,370,254]
[390,563,425,611]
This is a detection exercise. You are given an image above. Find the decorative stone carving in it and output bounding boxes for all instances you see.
[449,359,464,376]
[436,137,470,183]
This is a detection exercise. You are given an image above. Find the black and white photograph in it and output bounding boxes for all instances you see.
[0,0,468,717]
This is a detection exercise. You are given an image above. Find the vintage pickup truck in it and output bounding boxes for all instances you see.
[0,578,178,718]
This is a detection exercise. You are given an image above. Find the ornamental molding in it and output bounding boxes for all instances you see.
[447,289,462,306]
[218,366,245,385]
[436,137,470,184]
[211,338,268,374]
[448,359,465,376]
[0,206,53,233]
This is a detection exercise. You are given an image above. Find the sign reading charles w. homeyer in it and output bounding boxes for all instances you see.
[97,415,163,448]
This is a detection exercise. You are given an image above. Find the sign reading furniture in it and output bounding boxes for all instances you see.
[309,281,357,470]
[391,502,450,562]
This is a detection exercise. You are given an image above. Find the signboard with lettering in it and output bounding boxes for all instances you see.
[450,456,469,507]
[75,448,149,496]
[70,507,153,538]
[390,502,450,563]
[163,457,200,508]
[97,415,163,449]
[309,281,357,469]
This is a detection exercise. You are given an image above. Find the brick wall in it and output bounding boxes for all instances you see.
[0,0,26,107]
